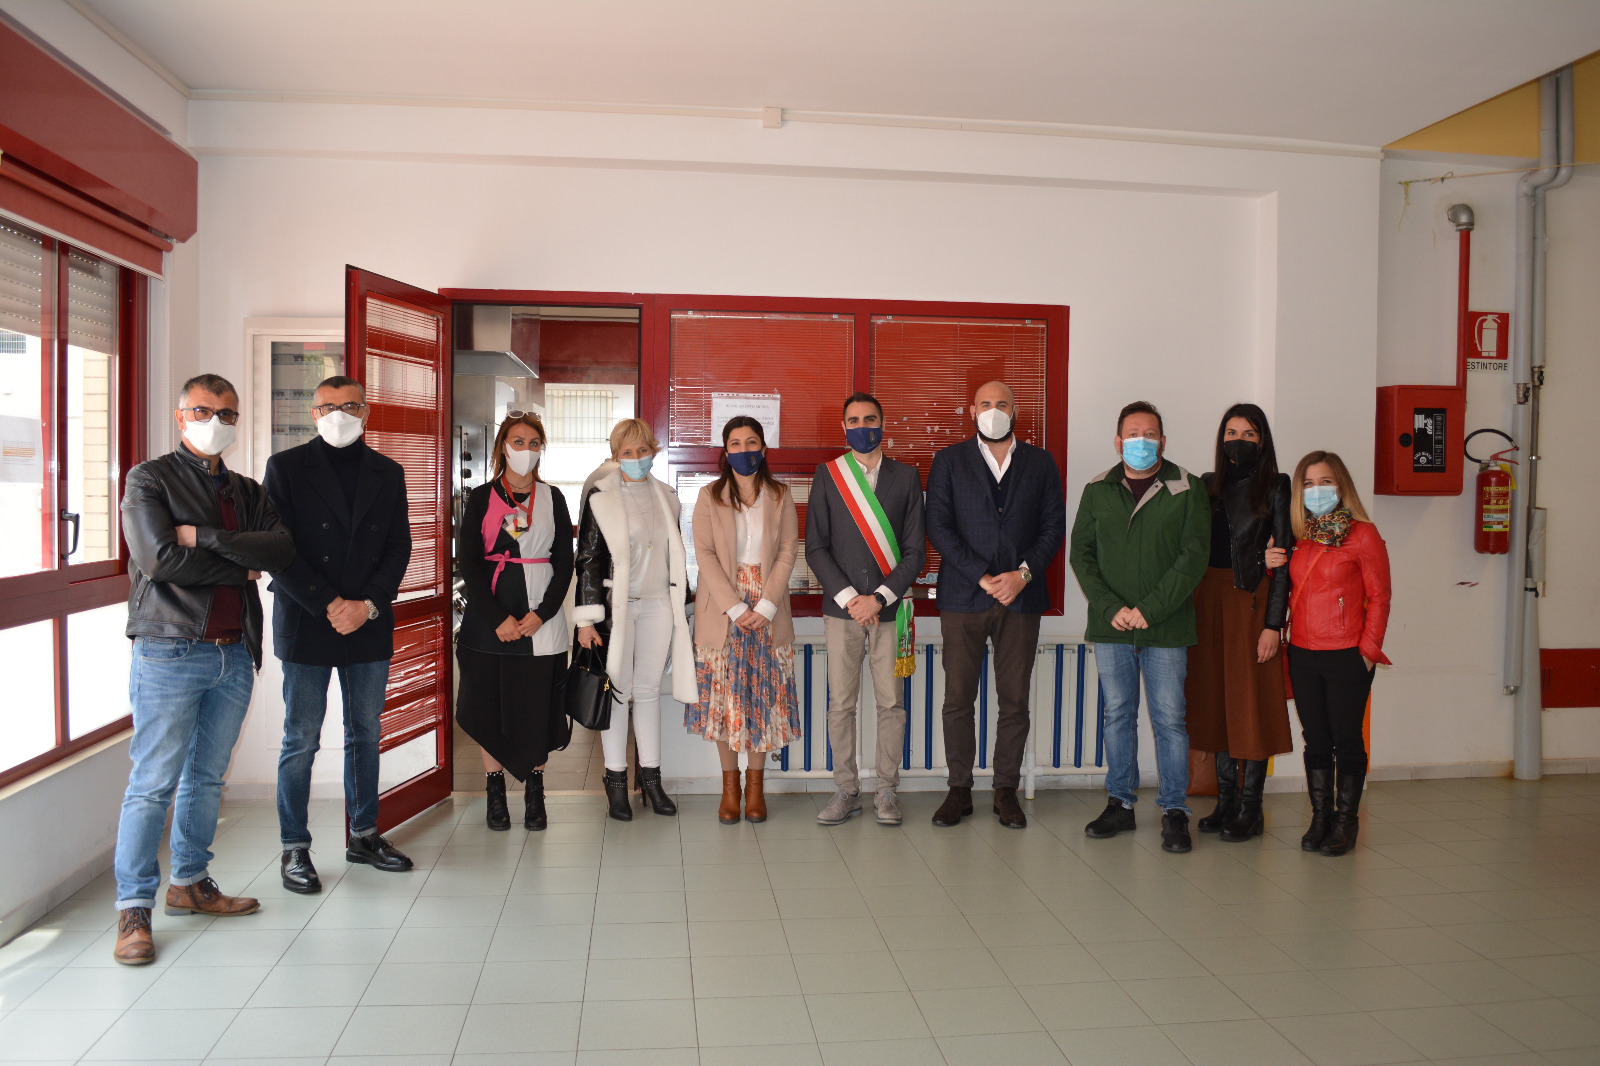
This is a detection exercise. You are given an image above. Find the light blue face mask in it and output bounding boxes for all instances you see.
[620,455,654,481]
[1304,484,1340,516]
[1121,436,1159,471]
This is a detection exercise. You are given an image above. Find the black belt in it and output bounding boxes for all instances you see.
[199,635,243,646]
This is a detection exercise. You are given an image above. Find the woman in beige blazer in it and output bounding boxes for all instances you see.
[688,416,802,824]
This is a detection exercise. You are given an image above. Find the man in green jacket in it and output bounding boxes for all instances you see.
[1069,401,1209,853]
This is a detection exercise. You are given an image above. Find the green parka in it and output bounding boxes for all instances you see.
[1069,458,1210,647]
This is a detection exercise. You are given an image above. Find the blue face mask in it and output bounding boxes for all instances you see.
[845,426,883,454]
[1121,437,1159,471]
[1304,485,1340,516]
[619,455,654,481]
[726,450,763,476]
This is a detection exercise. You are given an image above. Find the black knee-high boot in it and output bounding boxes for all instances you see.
[485,771,510,831]
[1221,759,1267,841]
[1320,763,1366,856]
[1197,752,1238,833]
[1301,754,1335,851]
[524,770,547,831]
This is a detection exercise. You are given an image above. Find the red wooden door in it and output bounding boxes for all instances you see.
[346,267,453,832]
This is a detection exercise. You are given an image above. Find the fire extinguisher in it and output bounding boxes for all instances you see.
[1475,447,1517,555]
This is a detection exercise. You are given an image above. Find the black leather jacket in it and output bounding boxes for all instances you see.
[122,447,295,667]
[573,485,614,641]
[1202,469,1293,631]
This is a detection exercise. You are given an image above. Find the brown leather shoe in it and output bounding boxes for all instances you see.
[993,786,1027,829]
[113,906,154,965]
[164,877,260,917]
[718,770,742,825]
[744,768,767,823]
[932,786,974,827]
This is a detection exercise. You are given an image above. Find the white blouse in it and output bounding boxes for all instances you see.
[508,484,569,656]
[725,490,777,621]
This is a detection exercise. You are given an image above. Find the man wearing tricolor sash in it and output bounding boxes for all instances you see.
[806,393,927,827]
[925,381,1065,830]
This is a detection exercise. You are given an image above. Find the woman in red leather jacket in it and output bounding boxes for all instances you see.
[1267,450,1390,857]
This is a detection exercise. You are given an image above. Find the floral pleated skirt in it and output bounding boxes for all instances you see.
[685,564,802,753]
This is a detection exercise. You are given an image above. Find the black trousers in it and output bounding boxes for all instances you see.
[940,605,1041,790]
[1287,645,1373,773]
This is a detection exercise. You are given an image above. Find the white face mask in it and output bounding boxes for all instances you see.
[977,408,1013,441]
[316,410,364,449]
[182,417,236,457]
[505,446,539,476]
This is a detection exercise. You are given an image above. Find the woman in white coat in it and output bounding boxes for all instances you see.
[572,418,698,820]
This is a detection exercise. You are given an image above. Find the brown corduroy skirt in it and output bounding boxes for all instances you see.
[1185,567,1292,760]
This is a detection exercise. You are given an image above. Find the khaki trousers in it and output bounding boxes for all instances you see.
[940,605,1041,790]
[824,615,907,793]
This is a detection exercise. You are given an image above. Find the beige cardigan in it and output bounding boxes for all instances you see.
[692,481,799,649]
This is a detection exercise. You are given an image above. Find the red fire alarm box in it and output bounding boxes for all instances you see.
[1375,385,1465,496]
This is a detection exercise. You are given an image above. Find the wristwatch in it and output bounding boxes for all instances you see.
[872,591,888,607]
[1019,562,1034,584]
[364,599,379,621]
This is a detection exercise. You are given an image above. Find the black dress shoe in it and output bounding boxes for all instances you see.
[280,846,321,894]
[346,832,414,872]
[1160,809,1193,853]
[1085,799,1136,838]
[993,786,1027,829]
[931,786,974,827]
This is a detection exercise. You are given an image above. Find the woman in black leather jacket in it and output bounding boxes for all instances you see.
[1186,403,1294,841]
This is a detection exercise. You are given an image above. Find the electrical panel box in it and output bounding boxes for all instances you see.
[1374,385,1464,496]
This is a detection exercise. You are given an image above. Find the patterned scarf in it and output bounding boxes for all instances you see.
[1305,506,1353,546]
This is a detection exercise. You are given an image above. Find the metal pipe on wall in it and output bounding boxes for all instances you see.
[1507,67,1573,780]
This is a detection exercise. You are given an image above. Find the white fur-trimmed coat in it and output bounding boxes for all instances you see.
[570,463,698,705]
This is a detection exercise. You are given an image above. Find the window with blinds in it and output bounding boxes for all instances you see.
[669,310,853,448]
[870,315,1050,586]
[0,220,47,581]
[66,252,120,564]
[548,387,615,444]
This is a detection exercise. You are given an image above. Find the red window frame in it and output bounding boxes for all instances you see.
[0,231,147,789]
[438,289,1067,617]
[652,294,1069,617]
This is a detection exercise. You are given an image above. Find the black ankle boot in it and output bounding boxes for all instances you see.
[485,771,510,831]
[524,770,547,831]
[1301,757,1335,851]
[604,768,632,821]
[1320,769,1366,856]
[1221,759,1267,842]
[637,766,677,816]
[1197,752,1238,834]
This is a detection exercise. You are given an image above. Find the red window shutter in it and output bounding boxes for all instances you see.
[668,310,853,448]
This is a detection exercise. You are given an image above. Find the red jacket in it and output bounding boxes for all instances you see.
[1287,520,1392,665]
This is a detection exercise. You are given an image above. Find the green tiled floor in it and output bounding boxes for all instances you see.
[5,776,1600,1064]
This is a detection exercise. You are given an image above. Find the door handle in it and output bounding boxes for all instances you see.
[60,510,81,557]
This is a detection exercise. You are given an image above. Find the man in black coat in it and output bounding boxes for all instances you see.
[263,375,414,892]
[925,380,1065,830]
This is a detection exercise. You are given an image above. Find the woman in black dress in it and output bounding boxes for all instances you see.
[456,412,573,831]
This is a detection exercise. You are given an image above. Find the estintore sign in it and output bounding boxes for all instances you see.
[710,392,781,446]
[1467,311,1510,372]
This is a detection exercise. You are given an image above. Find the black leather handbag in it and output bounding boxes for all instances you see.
[560,644,621,732]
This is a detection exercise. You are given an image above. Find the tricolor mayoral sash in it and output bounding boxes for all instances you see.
[825,452,915,677]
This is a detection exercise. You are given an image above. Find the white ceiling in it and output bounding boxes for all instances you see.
[79,0,1600,147]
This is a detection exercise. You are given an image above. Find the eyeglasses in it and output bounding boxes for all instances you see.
[179,406,240,425]
[312,401,369,417]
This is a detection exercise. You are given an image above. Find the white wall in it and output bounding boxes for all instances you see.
[166,98,1381,788]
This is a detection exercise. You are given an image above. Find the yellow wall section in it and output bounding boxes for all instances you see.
[1387,51,1599,160]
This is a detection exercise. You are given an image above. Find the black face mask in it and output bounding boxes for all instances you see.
[1222,439,1260,467]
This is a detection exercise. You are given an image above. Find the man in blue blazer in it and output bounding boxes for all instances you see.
[925,381,1065,828]
[263,375,414,894]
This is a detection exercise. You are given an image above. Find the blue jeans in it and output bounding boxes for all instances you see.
[114,638,255,909]
[277,660,389,846]
[1095,643,1191,813]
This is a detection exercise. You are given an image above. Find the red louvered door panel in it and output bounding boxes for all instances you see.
[346,267,453,832]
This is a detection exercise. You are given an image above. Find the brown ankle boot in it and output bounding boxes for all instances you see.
[744,767,767,823]
[113,906,154,965]
[718,770,742,825]
[164,878,259,917]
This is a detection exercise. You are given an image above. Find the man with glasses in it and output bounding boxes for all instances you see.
[264,375,414,894]
[114,374,294,964]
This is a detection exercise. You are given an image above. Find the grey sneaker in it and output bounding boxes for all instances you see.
[817,789,863,826]
[874,789,902,826]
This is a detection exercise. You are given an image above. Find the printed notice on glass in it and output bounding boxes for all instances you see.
[710,393,781,447]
